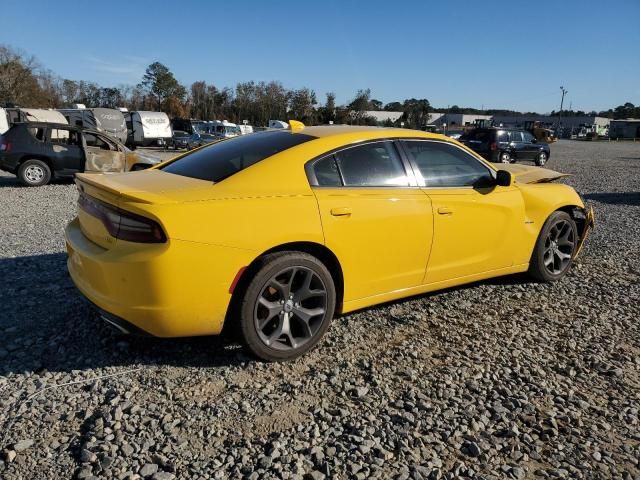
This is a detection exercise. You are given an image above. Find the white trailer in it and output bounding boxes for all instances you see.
[1,108,69,138]
[125,111,172,148]
[0,108,9,134]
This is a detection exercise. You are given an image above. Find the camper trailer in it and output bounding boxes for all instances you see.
[57,107,127,143]
[0,108,69,138]
[125,111,172,148]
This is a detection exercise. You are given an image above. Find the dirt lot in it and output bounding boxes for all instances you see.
[0,141,639,479]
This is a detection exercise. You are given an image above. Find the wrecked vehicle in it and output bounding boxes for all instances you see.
[0,122,159,186]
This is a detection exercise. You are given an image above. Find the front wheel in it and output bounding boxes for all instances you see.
[528,211,577,282]
[535,151,548,166]
[18,159,51,186]
[239,252,336,361]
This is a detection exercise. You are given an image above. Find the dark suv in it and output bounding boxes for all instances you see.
[459,128,551,166]
[0,122,158,186]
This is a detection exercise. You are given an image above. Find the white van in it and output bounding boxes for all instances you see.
[211,120,240,138]
[125,111,172,148]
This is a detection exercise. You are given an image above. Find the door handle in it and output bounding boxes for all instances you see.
[437,206,453,215]
[330,207,352,217]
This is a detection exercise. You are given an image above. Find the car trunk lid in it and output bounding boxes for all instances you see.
[74,170,212,249]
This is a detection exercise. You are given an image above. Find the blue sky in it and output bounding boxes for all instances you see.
[2,0,639,112]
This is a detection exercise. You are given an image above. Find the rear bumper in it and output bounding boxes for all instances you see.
[65,217,255,337]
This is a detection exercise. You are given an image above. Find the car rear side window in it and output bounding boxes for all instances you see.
[401,140,493,188]
[162,131,315,182]
[334,142,409,187]
[313,155,342,186]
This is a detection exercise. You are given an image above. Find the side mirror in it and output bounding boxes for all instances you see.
[496,170,512,187]
[531,138,537,143]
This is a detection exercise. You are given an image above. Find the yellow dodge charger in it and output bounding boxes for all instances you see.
[65,123,594,361]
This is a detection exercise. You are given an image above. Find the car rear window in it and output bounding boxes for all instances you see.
[460,130,491,143]
[161,130,315,182]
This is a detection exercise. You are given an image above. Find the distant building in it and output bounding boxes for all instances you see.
[492,115,610,131]
[608,119,640,139]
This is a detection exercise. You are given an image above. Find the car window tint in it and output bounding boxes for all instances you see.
[334,142,408,187]
[162,131,315,182]
[497,131,509,142]
[523,132,535,142]
[28,127,46,141]
[313,155,342,186]
[402,140,493,188]
[510,131,523,142]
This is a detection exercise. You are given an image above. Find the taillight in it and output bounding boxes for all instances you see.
[0,141,11,152]
[78,193,166,243]
[490,142,497,151]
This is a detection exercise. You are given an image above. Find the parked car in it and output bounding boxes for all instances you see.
[186,131,220,149]
[65,123,593,361]
[0,122,159,186]
[168,130,191,150]
[459,127,551,166]
[444,129,464,140]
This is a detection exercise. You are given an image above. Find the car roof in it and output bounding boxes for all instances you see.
[290,125,442,141]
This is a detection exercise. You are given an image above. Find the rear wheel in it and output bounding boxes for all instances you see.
[499,151,511,163]
[535,151,548,166]
[528,211,577,282]
[18,159,51,187]
[239,252,336,361]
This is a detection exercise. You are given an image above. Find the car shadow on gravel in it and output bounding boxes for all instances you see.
[0,253,247,377]
[584,192,640,206]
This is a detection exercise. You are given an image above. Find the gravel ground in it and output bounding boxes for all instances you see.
[0,141,639,480]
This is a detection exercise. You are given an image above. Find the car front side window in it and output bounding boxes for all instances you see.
[333,142,409,187]
[401,140,493,188]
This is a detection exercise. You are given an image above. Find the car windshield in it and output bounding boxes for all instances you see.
[161,130,315,182]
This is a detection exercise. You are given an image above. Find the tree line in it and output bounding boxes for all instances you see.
[1,44,638,128]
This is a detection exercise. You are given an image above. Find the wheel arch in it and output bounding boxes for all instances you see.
[19,155,54,172]
[223,241,345,334]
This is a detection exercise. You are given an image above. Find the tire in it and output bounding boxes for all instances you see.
[535,151,548,166]
[239,252,336,361]
[499,151,511,163]
[17,159,51,187]
[528,211,577,282]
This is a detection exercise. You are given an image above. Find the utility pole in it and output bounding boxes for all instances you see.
[559,86,568,114]
[558,86,568,134]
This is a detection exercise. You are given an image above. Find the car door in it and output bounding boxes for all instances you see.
[509,131,525,161]
[399,139,526,285]
[48,127,83,173]
[310,140,434,302]
[82,132,126,172]
[521,131,539,160]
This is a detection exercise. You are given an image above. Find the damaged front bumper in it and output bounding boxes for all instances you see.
[575,205,595,257]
